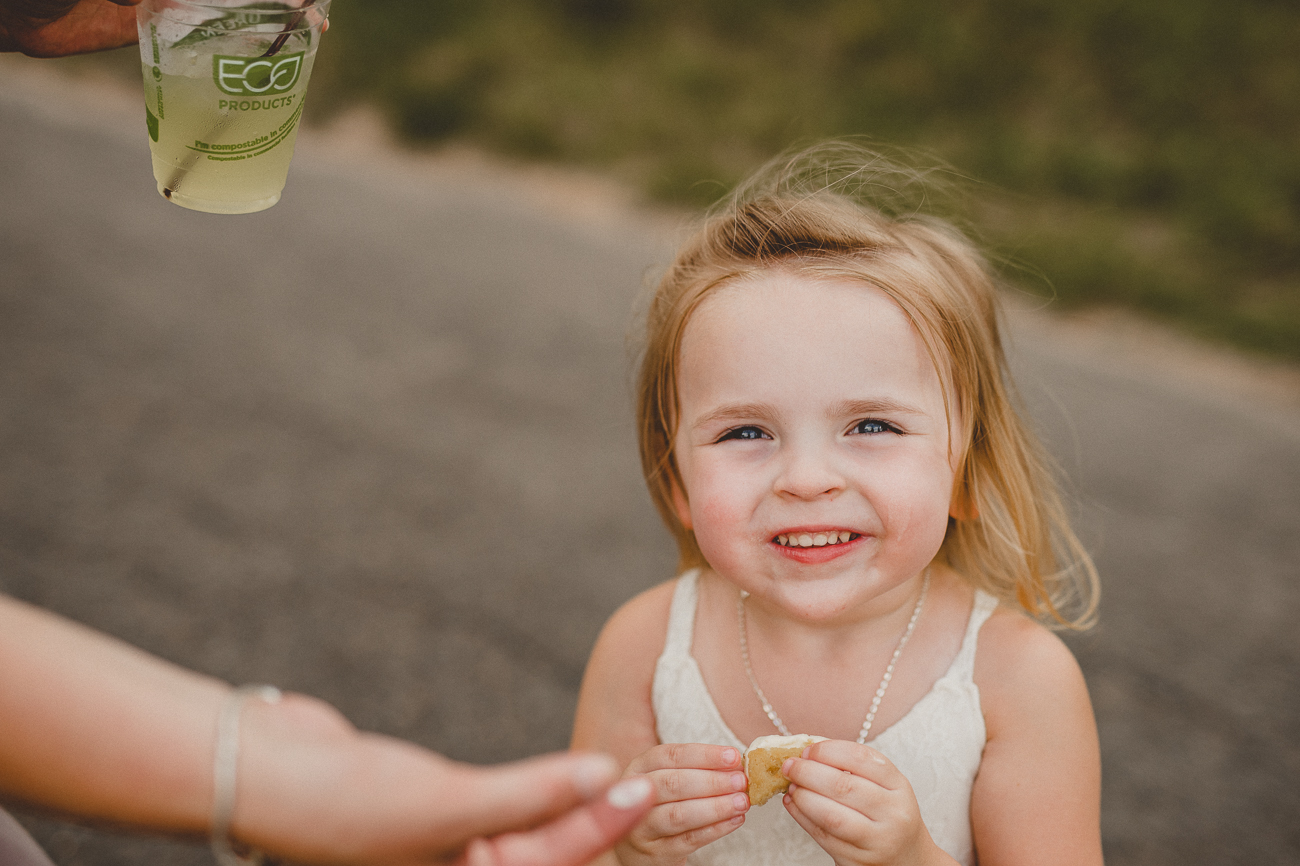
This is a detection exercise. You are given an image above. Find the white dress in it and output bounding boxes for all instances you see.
[652,570,997,866]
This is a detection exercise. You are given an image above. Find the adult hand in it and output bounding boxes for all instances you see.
[454,760,656,866]
[233,694,657,866]
[0,596,651,866]
[0,0,141,58]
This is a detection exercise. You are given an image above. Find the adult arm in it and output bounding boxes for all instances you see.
[0,593,651,866]
[969,609,1104,866]
[0,0,140,57]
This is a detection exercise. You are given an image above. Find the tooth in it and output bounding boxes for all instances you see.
[778,535,788,545]
[798,534,813,547]
[839,531,852,543]
[813,534,828,546]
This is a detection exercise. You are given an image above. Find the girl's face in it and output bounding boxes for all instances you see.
[672,271,961,624]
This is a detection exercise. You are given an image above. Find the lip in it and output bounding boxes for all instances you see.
[769,526,865,564]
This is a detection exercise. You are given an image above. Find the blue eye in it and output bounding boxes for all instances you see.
[851,419,898,435]
[718,426,769,442]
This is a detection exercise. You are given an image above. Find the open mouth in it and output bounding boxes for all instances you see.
[774,531,860,548]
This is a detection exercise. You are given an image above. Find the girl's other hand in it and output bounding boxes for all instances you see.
[782,740,956,866]
[614,743,749,866]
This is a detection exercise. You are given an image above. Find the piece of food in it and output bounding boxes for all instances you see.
[744,734,827,806]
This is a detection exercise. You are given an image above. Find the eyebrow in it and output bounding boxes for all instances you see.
[691,397,925,432]
[831,398,927,418]
[691,402,779,431]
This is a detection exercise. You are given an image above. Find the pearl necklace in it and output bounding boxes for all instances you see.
[737,567,931,744]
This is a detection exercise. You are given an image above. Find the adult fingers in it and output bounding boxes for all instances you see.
[12,0,137,57]
[445,752,623,844]
[459,777,654,866]
[627,743,741,776]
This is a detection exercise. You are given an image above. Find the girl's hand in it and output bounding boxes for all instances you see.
[614,743,750,866]
[782,740,956,866]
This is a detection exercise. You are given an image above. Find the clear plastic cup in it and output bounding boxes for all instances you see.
[136,0,331,214]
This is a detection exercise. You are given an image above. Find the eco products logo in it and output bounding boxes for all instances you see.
[213,52,304,96]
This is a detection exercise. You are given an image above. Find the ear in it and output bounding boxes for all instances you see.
[669,477,693,530]
[949,473,979,522]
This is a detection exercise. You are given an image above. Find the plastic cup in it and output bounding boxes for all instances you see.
[136,0,331,214]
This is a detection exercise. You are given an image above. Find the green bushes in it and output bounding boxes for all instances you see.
[313,0,1300,358]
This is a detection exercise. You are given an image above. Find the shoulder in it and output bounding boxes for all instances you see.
[972,604,1098,778]
[570,578,680,763]
[592,577,680,661]
[973,605,1091,726]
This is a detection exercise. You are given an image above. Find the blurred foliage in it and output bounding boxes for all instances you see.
[198,1,1300,356]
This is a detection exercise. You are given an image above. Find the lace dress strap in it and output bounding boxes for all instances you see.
[949,589,999,680]
[661,569,702,660]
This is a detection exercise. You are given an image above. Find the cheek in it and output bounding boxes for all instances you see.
[682,464,759,551]
[871,460,956,548]
[691,488,749,540]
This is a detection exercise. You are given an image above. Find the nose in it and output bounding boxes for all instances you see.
[773,440,845,500]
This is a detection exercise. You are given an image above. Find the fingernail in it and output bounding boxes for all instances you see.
[781,758,794,775]
[730,772,747,791]
[572,753,618,799]
[722,747,739,765]
[607,776,653,810]
[730,815,745,826]
[732,793,749,810]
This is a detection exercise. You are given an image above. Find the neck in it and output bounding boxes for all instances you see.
[735,568,933,744]
[735,569,930,658]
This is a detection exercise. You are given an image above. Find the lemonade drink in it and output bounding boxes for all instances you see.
[137,1,329,214]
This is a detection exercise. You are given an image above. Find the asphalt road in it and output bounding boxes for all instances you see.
[2,59,1298,866]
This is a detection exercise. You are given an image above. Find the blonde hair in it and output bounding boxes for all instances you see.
[635,143,1099,629]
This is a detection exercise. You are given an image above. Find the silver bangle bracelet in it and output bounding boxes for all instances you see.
[212,684,282,866]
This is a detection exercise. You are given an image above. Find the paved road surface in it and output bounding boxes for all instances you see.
[2,59,1297,866]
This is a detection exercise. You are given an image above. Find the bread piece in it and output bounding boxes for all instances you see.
[744,735,827,806]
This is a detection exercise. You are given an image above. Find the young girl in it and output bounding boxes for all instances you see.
[572,144,1103,866]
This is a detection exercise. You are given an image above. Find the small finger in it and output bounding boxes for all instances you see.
[802,740,906,790]
[782,756,876,810]
[628,743,742,775]
[784,783,871,850]
[646,767,748,805]
[637,813,746,861]
[640,790,750,840]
